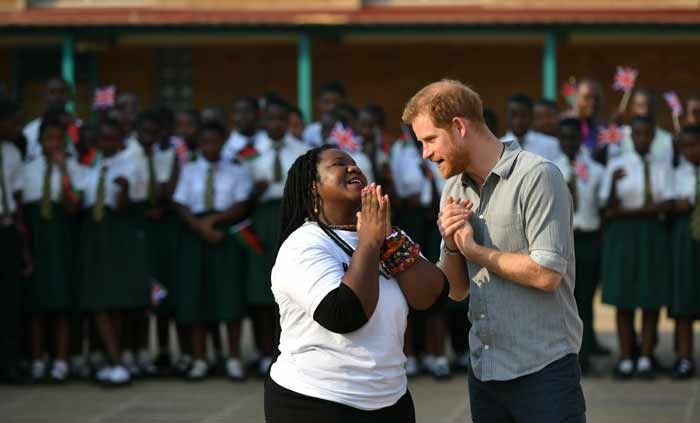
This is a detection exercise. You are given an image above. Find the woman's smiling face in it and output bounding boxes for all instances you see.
[315,148,368,209]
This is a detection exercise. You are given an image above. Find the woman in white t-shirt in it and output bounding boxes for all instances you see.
[265,145,449,422]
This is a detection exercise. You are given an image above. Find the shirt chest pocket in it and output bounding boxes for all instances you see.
[483,212,528,253]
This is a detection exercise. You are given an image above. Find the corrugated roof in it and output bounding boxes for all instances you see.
[2,6,700,27]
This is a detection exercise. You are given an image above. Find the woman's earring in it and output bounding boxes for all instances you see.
[314,198,319,215]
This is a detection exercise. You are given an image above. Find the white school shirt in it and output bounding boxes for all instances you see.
[501,130,563,163]
[21,156,84,203]
[419,160,446,207]
[302,121,323,147]
[555,149,605,231]
[222,130,261,162]
[269,222,408,411]
[0,141,23,215]
[674,158,699,206]
[173,156,252,213]
[390,139,425,199]
[245,132,308,202]
[599,151,674,209]
[144,143,177,184]
[81,150,147,209]
[608,125,674,166]
[22,117,79,162]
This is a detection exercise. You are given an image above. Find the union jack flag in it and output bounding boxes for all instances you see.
[664,91,684,116]
[574,160,589,182]
[613,67,638,92]
[93,85,116,109]
[598,124,625,146]
[330,123,361,153]
[151,281,168,307]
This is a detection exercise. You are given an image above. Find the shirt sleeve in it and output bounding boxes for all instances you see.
[8,146,24,194]
[312,283,368,334]
[275,238,345,317]
[598,161,615,205]
[521,162,572,275]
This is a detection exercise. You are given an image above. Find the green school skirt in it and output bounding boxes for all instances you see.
[175,217,246,324]
[669,215,700,317]
[79,206,149,311]
[144,208,180,314]
[601,217,670,310]
[24,203,78,313]
[244,200,281,306]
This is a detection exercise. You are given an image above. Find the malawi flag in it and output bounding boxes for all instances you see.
[230,218,264,256]
[237,145,260,162]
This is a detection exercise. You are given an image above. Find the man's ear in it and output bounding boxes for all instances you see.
[452,117,469,139]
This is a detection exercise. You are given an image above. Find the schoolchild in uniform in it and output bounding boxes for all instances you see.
[302,81,346,147]
[79,119,149,386]
[669,125,700,379]
[241,98,308,377]
[599,115,675,379]
[22,115,82,382]
[222,97,261,163]
[0,99,31,384]
[555,118,606,374]
[173,121,253,381]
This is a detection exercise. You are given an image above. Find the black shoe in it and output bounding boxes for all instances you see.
[635,357,656,380]
[671,359,695,380]
[613,360,635,380]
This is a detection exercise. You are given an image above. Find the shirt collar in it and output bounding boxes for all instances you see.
[461,141,521,187]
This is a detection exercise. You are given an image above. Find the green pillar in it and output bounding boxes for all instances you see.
[542,31,557,101]
[297,32,312,123]
[62,34,75,113]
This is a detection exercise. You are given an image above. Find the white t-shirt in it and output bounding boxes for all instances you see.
[269,222,408,411]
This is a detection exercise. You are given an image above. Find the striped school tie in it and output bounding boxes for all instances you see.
[147,153,158,206]
[273,142,283,183]
[204,165,214,212]
[643,159,653,206]
[691,167,700,241]
[568,163,578,213]
[40,161,53,220]
[92,165,108,222]
[0,146,11,221]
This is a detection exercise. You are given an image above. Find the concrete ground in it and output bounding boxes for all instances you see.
[1,298,699,423]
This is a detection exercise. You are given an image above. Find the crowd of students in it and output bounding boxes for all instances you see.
[0,76,698,388]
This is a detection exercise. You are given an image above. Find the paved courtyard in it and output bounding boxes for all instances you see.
[1,300,699,423]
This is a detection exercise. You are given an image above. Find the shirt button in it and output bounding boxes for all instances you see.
[484,345,490,350]
[479,214,484,219]
[480,314,485,319]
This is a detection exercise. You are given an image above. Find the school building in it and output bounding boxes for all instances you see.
[2,0,700,134]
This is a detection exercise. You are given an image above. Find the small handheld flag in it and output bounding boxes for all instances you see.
[664,91,683,116]
[613,67,638,92]
[561,79,577,107]
[151,281,168,307]
[93,86,116,110]
[330,123,362,153]
[598,124,625,146]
